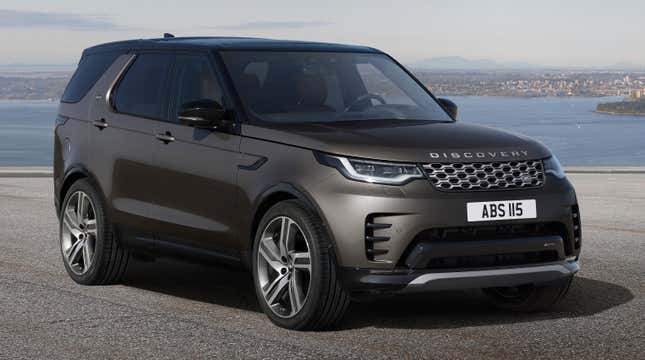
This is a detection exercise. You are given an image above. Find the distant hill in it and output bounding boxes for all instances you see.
[599,62,645,71]
[409,56,538,70]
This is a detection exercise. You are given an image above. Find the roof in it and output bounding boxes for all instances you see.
[83,36,381,55]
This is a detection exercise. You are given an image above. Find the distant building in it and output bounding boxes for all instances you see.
[629,88,644,99]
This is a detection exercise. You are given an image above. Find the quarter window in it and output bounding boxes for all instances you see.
[61,52,120,103]
[113,53,173,120]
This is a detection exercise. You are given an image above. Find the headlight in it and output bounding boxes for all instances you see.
[315,153,424,185]
[544,155,566,179]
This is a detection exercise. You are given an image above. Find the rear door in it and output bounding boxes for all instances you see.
[150,53,242,259]
[88,52,173,249]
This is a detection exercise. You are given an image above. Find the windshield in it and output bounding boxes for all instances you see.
[221,51,452,123]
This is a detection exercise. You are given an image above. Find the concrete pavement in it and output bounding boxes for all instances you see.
[0,175,643,359]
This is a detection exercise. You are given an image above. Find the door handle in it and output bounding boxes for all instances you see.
[93,118,108,130]
[155,132,175,144]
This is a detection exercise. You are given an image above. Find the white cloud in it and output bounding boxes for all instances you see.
[0,9,120,30]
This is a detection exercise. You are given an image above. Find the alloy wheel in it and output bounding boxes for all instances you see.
[61,191,97,275]
[257,216,312,318]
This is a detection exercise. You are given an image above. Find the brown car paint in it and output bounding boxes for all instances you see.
[54,38,580,285]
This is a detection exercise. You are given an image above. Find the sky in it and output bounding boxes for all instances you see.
[0,0,643,67]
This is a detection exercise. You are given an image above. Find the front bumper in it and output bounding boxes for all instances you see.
[313,173,581,269]
[341,260,579,294]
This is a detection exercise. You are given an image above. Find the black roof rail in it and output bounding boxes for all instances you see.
[81,36,382,55]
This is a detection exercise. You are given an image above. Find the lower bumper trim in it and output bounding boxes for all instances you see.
[404,261,579,292]
[341,261,579,294]
[410,262,578,285]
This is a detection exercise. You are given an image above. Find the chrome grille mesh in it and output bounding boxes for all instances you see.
[423,160,544,191]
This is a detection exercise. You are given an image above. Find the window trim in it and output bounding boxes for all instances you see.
[106,54,137,112]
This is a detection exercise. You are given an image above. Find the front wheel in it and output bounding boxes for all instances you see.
[252,200,350,330]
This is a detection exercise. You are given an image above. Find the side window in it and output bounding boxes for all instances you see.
[61,52,120,103]
[113,53,172,120]
[171,55,224,122]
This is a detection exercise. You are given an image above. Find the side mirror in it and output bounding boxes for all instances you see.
[437,98,458,120]
[178,100,231,130]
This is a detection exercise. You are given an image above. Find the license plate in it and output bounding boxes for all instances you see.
[467,199,536,222]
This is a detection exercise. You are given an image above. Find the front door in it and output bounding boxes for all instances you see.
[150,53,242,260]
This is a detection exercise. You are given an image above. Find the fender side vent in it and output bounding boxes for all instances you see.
[365,215,392,261]
[366,248,389,256]
[572,205,582,250]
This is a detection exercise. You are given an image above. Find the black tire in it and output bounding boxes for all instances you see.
[482,276,574,312]
[251,199,350,330]
[59,179,130,285]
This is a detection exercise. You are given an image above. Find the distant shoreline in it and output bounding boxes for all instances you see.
[594,110,645,116]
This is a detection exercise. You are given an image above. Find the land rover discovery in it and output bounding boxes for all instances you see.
[54,36,581,330]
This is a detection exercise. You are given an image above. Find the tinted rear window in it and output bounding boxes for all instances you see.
[61,52,120,103]
[113,53,173,120]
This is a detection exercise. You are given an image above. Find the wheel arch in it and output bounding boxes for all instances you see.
[58,166,106,216]
[245,183,337,267]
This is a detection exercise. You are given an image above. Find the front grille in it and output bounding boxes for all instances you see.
[423,160,545,191]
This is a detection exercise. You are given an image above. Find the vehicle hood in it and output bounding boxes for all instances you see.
[242,120,552,163]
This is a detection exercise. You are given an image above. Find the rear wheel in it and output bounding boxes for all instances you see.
[483,276,574,312]
[59,179,129,285]
[252,200,350,330]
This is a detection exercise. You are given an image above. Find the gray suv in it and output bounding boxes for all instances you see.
[54,36,581,330]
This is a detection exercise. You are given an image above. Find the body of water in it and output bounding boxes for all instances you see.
[454,96,645,166]
[0,100,58,167]
[0,97,644,166]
